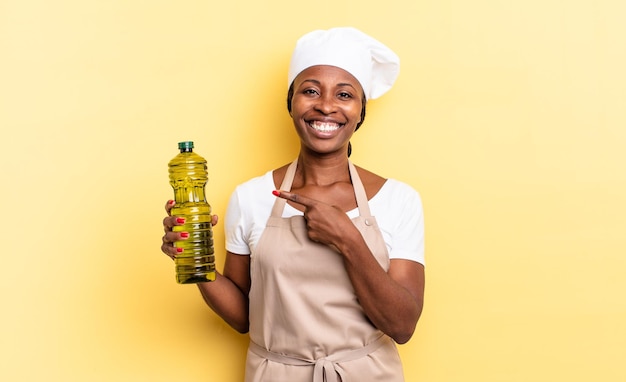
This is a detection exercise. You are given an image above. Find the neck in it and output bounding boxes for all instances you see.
[295,153,351,187]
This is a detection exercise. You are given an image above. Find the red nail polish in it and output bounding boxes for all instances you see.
[180,232,189,238]
[168,200,175,205]
[272,190,280,197]
[176,247,183,253]
[176,218,185,224]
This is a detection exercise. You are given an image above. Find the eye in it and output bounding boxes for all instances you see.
[303,88,319,96]
[338,91,353,99]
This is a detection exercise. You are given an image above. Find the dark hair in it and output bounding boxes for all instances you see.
[287,83,367,157]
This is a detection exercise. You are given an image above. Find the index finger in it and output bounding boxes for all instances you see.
[165,199,176,216]
[272,190,318,208]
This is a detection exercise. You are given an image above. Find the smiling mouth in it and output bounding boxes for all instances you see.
[309,121,342,132]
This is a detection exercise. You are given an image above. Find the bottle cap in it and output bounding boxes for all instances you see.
[178,141,194,151]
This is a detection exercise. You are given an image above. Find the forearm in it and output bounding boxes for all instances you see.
[196,272,249,333]
[337,231,423,344]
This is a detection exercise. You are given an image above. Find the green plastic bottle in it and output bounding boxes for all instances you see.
[168,141,216,284]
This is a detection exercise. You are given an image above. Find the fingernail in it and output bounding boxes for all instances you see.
[272,190,280,197]
[168,200,175,205]
[176,247,183,253]
[180,232,189,238]
[176,218,185,224]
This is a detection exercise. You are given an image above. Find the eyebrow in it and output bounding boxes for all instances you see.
[301,79,358,90]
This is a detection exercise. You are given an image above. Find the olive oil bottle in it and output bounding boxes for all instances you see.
[168,141,215,283]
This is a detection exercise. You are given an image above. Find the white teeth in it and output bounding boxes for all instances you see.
[311,122,340,132]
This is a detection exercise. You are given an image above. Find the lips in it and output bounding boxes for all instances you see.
[309,121,342,133]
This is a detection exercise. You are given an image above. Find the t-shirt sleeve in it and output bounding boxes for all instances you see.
[387,182,425,265]
[224,186,251,255]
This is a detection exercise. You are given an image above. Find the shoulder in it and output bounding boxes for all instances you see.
[229,163,294,207]
[370,178,423,218]
[230,170,276,208]
[354,165,387,200]
[382,178,421,197]
[225,170,276,230]
[352,165,421,202]
[271,163,292,190]
[379,178,422,205]
[235,170,275,191]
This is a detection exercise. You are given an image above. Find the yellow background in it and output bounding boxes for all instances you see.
[1,0,625,381]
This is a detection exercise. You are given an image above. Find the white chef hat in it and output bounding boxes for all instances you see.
[287,27,400,100]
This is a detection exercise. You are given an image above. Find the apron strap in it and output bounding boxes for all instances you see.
[348,161,372,217]
[270,159,371,218]
[248,334,389,382]
[270,159,299,218]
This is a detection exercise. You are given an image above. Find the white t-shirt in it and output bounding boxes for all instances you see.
[225,170,425,265]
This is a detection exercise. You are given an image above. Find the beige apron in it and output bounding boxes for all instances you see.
[245,160,404,382]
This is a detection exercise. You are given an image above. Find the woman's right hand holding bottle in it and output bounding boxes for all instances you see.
[161,200,220,260]
[161,200,186,260]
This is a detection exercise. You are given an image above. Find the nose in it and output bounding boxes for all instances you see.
[314,93,337,115]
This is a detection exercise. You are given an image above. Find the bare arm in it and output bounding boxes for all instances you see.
[338,230,424,344]
[274,191,424,344]
[195,252,250,333]
[161,201,251,333]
